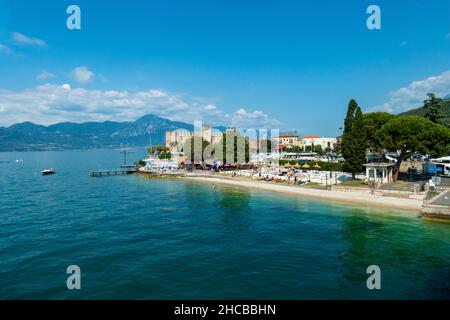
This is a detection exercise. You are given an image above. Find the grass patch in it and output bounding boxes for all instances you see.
[338,179,366,187]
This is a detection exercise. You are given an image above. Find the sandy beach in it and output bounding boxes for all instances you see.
[184,175,424,212]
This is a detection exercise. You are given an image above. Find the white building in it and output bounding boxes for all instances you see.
[166,125,223,153]
[273,134,302,149]
[302,135,337,151]
[364,162,394,185]
[165,129,191,151]
[142,157,179,171]
[200,125,223,144]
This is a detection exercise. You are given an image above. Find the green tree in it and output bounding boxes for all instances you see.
[424,93,445,124]
[377,116,450,180]
[363,112,395,152]
[342,99,367,179]
[158,152,172,160]
[314,144,323,155]
[285,145,303,153]
[148,145,169,154]
[137,159,146,167]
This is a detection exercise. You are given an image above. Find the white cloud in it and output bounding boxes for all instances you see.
[36,71,56,81]
[372,70,450,113]
[227,108,281,128]
[11,32,46,47]
[204,104,217,111]
[0,84,280,129]
[72,66,95,83]
[0,43,12,55]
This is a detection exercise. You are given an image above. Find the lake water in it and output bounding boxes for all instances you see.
[0,150,449,299]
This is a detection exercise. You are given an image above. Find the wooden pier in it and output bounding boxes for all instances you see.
[90,169,137,177]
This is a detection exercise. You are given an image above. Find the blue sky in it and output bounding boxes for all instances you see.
[0,0,449,136]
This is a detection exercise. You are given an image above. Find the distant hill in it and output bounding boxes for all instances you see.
[399,97,450,127]
[0,115,225,152]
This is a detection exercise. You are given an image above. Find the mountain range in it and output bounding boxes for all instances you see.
[2,96,449,151]
[0,115,202,151]
[399,97,450,127]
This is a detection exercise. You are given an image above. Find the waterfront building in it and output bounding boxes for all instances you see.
[364,162,394,185]
[142,157,179,170]
[195,124,212,141]
[273,134,303,150]
[248,138,259,150]
[165,129,192,152]
[165,125,224,153]
[212,130,223,144]
[302,135,337,151]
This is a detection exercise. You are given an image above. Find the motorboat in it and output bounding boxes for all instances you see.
[41,168,56,175]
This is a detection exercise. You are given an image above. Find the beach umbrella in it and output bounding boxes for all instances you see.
[314,164,321,169]
[284,163,292,168]
[294,163,302,169]
[303,163,310,169]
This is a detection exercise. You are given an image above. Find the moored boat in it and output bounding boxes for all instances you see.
[41,168,56,175]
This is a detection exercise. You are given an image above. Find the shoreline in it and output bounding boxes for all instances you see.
[183,175,424,212]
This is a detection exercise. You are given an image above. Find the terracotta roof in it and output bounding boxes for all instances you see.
[303,135,320,139]
[278,134,298,138]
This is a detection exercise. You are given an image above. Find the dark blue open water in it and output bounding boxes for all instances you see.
[0,150,449,299]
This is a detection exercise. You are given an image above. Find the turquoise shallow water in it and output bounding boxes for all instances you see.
[0,150,449,299]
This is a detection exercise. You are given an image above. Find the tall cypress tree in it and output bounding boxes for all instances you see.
[342,99,357,175]
[342,99,367,179]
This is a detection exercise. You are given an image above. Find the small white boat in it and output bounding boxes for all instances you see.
[41,168,56,175]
